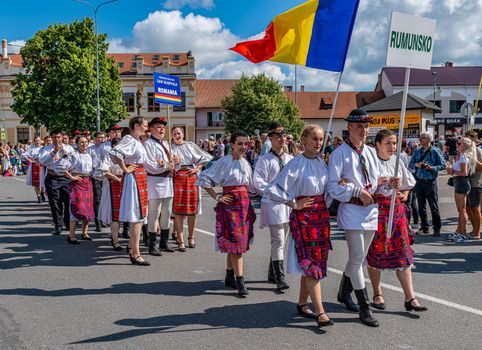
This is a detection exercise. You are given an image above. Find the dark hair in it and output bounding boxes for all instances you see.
[94,131,105,138]
[111,137,121,148]
[230,131,249,144]
[171,126,183,133]
[50,129,62,136]
[129,116,146,131]
[76,136,87,144]
[121,127,130,137]
[375,129,395,145]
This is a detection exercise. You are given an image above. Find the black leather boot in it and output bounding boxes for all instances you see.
[148,232,162,256]
[142,224,149,247]
[268,258,276,284]
[272,260,289,291]
[224,269,236,289]
[159,229,175,252]
[236,276,249,297]
[354,288,379,327]
[337,273,360,312]
[40,191,46,202]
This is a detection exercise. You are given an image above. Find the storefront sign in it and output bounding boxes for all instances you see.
[435,118,465,124]
[369,113,421,129]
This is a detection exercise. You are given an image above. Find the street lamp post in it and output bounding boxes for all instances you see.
[74,0,119,132]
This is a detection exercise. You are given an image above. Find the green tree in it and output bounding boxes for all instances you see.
[12,18,126,133]
[221,74,304,138]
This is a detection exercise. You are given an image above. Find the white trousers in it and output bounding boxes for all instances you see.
[344,230,375,290]
[147,198,173,232]
[269,223,289,261]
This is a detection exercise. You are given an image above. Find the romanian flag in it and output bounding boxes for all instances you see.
[230,0,360,72]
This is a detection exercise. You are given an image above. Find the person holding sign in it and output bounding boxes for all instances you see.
[327,109,399,328]
[196,132,256,298]
[110,116,150,266]
[171,126,213,250]
[264,125,334,328]
[365,129,427,313]
[143,117,178,255]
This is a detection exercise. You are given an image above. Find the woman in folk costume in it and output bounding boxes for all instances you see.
[264,125,334,328]
[110,116,150,266]
[95,137,124,251]
[60,136,95,244]
[23,136,45,203]
[253,121,293,292]
[367,129,427,312]
[39,136,52,194]
[171,126,213,250]
[196,132,256,298]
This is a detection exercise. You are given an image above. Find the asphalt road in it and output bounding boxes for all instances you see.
[1,174,481,350]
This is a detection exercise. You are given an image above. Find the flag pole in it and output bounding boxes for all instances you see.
[386,67,411,239]
[167,104,172,154]
[322,71,343,155]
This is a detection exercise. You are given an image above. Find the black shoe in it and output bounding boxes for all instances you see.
[37,195,41,203]
[316,313,334,327]
[404,298,428,312]
[40,192,46,202]
[354,288,379,327]
[236,276,249,297]
[148,232,162,256]
[337,273,360,312]
[159,229,175,252]
[267,258,276,284]
[224,269,237,289]
[371,294,386,310]
[52,226,62,235]
[129,255,151,266]
[95,222,102,232]
[66,237,80,245]
[296,304,317,319]
[416,228,429,235]
[81,235,93,241]
[433,231,440,237]
[110,238,123,251]
[272,260,289,291]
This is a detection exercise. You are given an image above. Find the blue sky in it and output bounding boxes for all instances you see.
[2,0,481,91]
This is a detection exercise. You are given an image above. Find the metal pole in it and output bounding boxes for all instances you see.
[386,67,411,239]
[321,71,343,155]
[95,11,100,132]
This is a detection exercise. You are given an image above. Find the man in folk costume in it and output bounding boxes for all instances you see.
[144,117,179,256]
[327,109,399,327]
[253,121,293,291]
[88,131,107,232]
[39,129,75,235]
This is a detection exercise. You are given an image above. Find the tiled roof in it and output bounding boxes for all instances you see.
[363,91,441,112]
[285,91,385,119]
[195,79,385,118]
[108,53,188,74]
[383,66,482,86]
[195,79,238,108]
[0,54,22,66]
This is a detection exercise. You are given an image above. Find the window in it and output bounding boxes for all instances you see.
[17,127,30,143]
[474,100,482,114]
[434,100,441,113]
[123,93,135,112]
[208,133,223,141]
[133,55,141,60]
[320,97,333,110]
[449,100,465,113]
[152,55,160,60]
[173,54,180,61]
[131,62,137,68]
[173,92,186,112]
[118,62,124,68]
[148,92,160,112]
[208,112,224,126]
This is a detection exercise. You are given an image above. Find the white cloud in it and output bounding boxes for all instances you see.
[107,2,482,91]
[163,0,214,10]
[7,40,26,54]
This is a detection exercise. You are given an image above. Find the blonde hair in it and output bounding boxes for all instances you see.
[459,137,476,167]
[301,125,324,139]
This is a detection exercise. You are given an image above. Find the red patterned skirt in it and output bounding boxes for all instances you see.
[69,177,95,221]
[173,169,199,216]
[109,176,123,222]
[132,165,148,219]
[289,194,331,280]
[366,194,414,270]
[31,163,41,187]
[215,185,256,254]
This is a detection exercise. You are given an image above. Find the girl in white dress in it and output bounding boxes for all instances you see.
[23,136,44,202]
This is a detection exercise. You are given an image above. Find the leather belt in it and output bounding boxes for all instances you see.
[147,171,173,178]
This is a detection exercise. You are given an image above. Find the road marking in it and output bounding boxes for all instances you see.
[191,226,482,317]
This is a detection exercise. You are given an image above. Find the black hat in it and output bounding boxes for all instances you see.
[107,123,122,131]
[267,121,285,136]
[148,117,167,127]
[344,109,372,123]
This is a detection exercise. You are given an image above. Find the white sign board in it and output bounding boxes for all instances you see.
[386,12,436,70]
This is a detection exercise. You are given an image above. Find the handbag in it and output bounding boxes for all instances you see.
[447,177,454,187]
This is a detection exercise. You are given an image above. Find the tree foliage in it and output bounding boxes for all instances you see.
[221,74,304,138]
[11,18,126,132]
